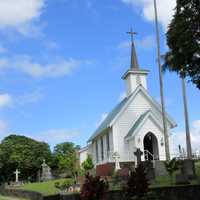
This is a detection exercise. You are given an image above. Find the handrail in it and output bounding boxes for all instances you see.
[144,150,154,161]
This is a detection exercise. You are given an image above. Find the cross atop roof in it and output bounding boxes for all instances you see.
[127,28,137,43]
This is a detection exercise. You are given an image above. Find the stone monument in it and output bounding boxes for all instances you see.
[41,159,52,181]
[134,148,143,166]
[112,152,121,171]
[14,169,20,183]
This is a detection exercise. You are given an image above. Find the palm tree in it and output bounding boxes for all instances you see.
[163,54,192,160]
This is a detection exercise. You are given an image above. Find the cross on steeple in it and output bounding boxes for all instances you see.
[126,28,139,70]
[127,28,137,43]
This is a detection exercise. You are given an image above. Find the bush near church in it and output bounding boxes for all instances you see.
[80,173,109,200]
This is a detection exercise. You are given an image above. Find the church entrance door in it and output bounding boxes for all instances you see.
[143,132,159,160]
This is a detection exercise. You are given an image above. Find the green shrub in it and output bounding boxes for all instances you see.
[54,179,74,191]
[123,164,149,200]
[80,173,109,200]
[82,155,94,172]
[164,158,179,185]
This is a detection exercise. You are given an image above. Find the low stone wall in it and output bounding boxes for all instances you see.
[1,184,200,200]
[152,185,200,200]
[60,193,80,200]
[0,186,43,200]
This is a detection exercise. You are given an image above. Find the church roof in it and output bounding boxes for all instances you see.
[124,109,164,140]
[125,110,150,139]
[87,93,134,142]
[88,85,177,143]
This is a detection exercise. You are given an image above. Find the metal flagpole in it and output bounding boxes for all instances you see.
[153,0,170,160]
[181,77,192,159]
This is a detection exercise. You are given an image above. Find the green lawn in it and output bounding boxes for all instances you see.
[19,179,68,195]
[18,161,200,195]
[151,161,200,187]
[0,196,27,200]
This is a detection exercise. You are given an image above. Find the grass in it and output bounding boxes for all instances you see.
[18,161,200,195]
[0,196,27,200]
[151,161,200,187]
[19,179,70,196]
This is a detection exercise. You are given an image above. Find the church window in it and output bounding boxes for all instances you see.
[106,133,110,158]
[101,136,104,161]
[96,140,99,163]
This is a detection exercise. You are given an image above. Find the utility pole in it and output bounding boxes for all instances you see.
[153,0,170,160]
[181,77,192,159]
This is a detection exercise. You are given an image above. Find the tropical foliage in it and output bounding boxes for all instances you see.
[164,0,200,88]
[82,155,94,172]
[164,158,179,184]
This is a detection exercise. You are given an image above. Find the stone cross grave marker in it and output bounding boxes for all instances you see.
[134,148,143,166]
[112,152,121,171]
[14,169,20,183]
[41,159,52,181]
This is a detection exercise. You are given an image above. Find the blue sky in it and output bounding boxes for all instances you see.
[0,0,199,153]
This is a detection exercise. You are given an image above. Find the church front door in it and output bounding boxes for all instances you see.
[143,132,159,160]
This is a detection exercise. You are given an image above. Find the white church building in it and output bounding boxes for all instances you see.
[80,33,177,173]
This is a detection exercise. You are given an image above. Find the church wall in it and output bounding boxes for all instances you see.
[79,147,88,166]
[126,74,147,96]
[133,117,166,160]
[112,92,151,161]
[112,91,172,162]
[91,128,114,166]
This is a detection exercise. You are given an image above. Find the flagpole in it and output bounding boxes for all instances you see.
[181,77,192,159]
[153,0,170,160]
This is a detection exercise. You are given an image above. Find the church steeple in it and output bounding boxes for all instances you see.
[122,28,149,97]
[127,28,139,70]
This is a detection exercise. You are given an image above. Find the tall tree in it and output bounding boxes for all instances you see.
[53,142,80,177]
[0,135,52,183]
[164,0,200,88]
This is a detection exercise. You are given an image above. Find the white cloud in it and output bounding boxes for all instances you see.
[0,0,45,36]
[121,0,176,30]
[43,40,59,50]
[96,113,108,127]
[0,55,82,78]
[0,120,9,141]
[0,120,8,133]
[0,45,7,54]
[16,89,44,105]
[0,90,43,110]
[0,94,13,108]
[21,129,80,147]
[171,120,200,156]
[136,35,155,49]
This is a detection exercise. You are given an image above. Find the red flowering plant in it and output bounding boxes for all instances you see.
[80,173,109,200]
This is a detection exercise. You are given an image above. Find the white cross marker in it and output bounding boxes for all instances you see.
[14,169,20,183]
[112,152,121,171]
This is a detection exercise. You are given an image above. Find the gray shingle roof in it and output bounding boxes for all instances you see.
[87,94,133,142]
[125,110,150,139]
[88,85,177,143]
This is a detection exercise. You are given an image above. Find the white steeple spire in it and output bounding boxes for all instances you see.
[122,28,149,96]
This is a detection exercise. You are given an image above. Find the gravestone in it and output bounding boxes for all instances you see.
[182,159,196,179]
[14,169,20,183]
[112,152,121,171]
[134,148,143,166]
[41,159,52,181]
